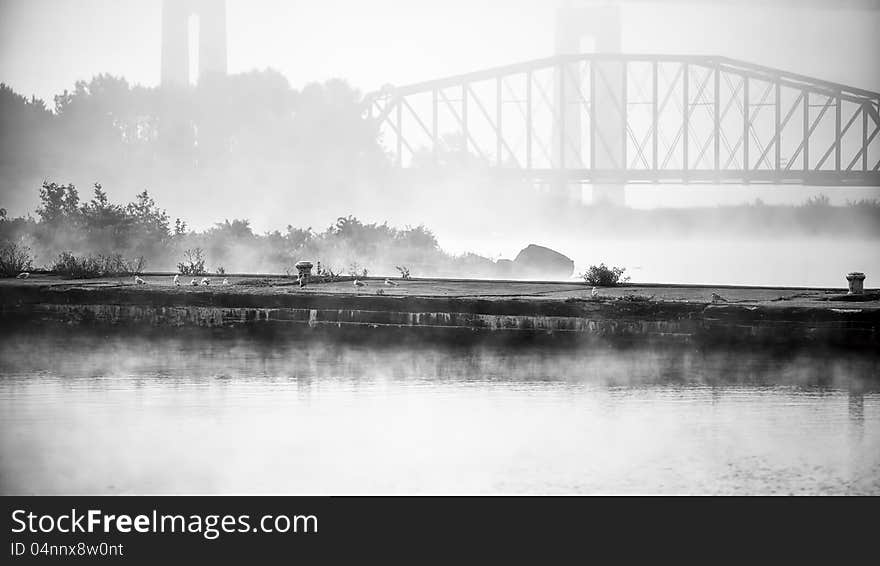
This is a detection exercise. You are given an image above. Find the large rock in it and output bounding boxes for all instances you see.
[513,244,574,279]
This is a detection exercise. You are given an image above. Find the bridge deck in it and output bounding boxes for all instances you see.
[368,53,880,187]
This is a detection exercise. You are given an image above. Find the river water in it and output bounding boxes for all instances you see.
[1,331,878,495]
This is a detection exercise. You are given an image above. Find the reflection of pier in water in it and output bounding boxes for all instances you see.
[849,387,865,426]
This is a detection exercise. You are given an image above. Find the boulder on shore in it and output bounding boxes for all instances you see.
[513,244,574,279]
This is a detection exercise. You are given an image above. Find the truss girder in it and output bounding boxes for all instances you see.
[366,54,880,186]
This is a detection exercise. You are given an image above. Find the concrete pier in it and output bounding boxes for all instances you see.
[1,275,878,350]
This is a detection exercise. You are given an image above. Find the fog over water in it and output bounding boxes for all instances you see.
[1,333,878,495]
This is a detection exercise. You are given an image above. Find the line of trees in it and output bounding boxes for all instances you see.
[0,181,503,278]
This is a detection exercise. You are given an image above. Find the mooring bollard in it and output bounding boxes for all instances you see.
[295,260,314,282]
[846,272,866,295]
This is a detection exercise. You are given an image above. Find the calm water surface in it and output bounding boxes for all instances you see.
[1,332,878,495]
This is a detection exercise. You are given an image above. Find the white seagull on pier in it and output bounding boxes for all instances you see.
[134,276,146,285]
[591,286,599,298]
[190,278,198,286]
[16,272,29,279]
[353,279,366,287]
[222,278,229,286]
[201,277,210,286]
[173,274,180,286]
[384,279,399,287]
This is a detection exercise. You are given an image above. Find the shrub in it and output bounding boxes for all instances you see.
[215,266,226,275]
[312,261,341,282]
[395,265,411,280]
[617,293,655,302]
[101,253,145,275]
[804,194,831,208]
[347,263,368,278]
[52,252,96,278]
[178,248,206,275]
[50,252,145,278]
[315,261,336,277]
[581,263,630,287]
[127,255,146,275]
[0,240,34,277]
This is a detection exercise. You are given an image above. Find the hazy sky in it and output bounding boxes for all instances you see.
[1,0,879,102]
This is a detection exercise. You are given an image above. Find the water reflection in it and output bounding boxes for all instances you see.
[0,330,878,495]
[849,390,865,424]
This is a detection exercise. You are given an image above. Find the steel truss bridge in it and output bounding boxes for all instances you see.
[366,54,880,187]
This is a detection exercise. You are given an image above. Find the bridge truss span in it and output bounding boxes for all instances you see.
[366,54,880,186]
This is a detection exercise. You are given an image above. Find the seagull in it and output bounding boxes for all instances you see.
[298,277,306,288]
[201,277,210,286]
[222,278,229,286]
[173,274,180,286]
[353,279,366,287]
[711,293,728,303]
[16,272,30,279]
[134,276,146,285]
[384,279,399,287]
[591,286,599,298]
[190,278,198,286]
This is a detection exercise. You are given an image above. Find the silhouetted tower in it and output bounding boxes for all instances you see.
[161,0,227,86]
[554,0,625,205]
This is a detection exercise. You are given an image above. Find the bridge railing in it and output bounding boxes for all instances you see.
[366,54,880,186]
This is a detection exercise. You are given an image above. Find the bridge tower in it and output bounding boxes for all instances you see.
[161,0,227,86]
[555,1,626,205]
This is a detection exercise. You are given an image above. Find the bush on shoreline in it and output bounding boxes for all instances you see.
[51,251,145,279]
[177,248,207,276]
[0,240,33,277]
[582,264,630,287]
